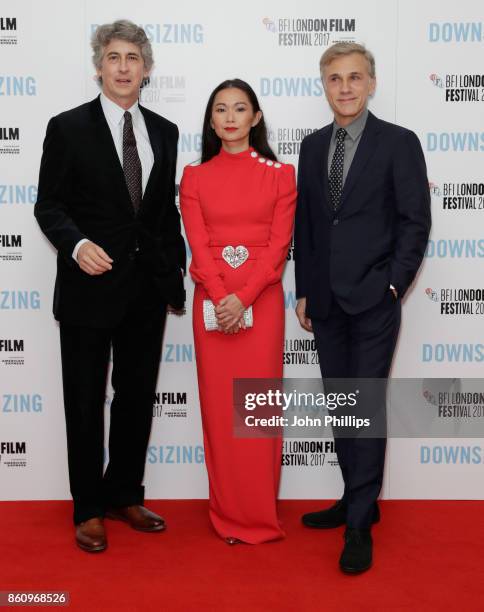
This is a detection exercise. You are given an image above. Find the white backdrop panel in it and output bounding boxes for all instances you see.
[1,0,482,500]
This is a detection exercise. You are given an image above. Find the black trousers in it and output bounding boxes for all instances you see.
[59,271,166,525]
[312,289,401,529]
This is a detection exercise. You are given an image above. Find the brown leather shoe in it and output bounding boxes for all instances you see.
[105,505,166,532]
[75,517,107,553]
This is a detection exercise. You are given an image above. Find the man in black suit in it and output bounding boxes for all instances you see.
[294,43,430,573]
[35,20,185,552]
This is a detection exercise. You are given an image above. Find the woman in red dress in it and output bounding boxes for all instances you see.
[180,79,296,544]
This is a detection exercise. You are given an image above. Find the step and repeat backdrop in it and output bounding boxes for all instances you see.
[1,0,484,501]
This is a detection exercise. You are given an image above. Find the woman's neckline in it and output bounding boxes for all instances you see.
[217,145,255,160]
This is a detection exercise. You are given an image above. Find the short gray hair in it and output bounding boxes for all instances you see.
[91,20,153,85]
[319,42,376,81]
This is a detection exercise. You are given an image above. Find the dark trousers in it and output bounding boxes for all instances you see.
[312,289,401,529]
[59,271,166,525]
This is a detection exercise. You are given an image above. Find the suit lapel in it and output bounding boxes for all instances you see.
[318,126,332,218]
[339,111,380,208]
[90,97,165,214]
[90,96,134,215]
[139,105,163,206]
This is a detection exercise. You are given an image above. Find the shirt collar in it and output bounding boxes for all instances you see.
[332,108,368,142]
[100,93,140,127]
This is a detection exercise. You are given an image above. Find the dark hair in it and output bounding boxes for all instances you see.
[201,79,277,163]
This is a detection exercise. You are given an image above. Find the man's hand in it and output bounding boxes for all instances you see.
[296,297,312,332]
[77,241,113,276]
[215,294,245,331]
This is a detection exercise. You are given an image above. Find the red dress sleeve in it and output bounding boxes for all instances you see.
[180,165,227,304]
[236,164,297,308]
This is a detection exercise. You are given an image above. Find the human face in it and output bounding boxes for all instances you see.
[322,53,376,127]
[210,87,262,153]
[97,39,149,109]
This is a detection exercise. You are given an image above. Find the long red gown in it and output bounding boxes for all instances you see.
[180,146,296,543]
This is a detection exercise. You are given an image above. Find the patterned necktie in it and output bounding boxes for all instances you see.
[329,127,347,211]
[123,111,142,213]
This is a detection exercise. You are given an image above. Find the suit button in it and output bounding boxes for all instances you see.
[333,219,339,226]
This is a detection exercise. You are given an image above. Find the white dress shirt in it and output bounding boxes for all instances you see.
[72,93,155,261]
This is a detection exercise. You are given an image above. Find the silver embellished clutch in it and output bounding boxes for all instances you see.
[203,299,253,331]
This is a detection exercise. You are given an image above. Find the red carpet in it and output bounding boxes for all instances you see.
[1,500,483,611]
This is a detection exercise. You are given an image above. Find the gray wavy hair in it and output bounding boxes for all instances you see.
[319,42,376,82]
[91,20,154,85]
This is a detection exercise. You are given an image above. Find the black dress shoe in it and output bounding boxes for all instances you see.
[339,528,372,574]
[301,500,380,529]
[302,500,346,528]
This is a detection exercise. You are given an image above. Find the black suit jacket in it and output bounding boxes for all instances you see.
[294,111,431,319]
[35,96,186,327]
